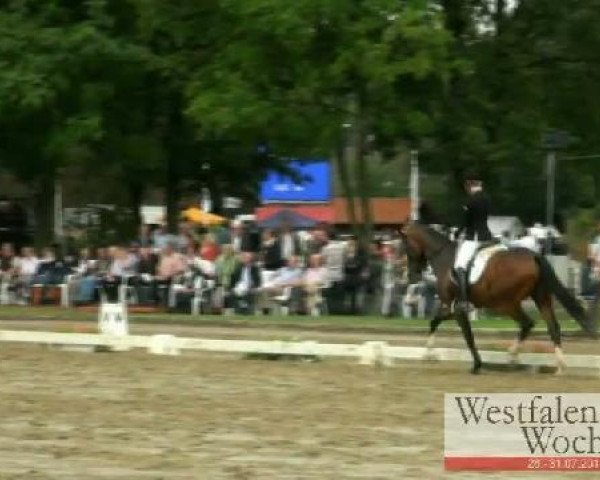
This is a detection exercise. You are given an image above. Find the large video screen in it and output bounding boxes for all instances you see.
[260,160,331,202]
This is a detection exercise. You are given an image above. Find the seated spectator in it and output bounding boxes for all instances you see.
[152,225,170,252]
[261,255,303,291]
[70,247,99,305]
[261,229,283,274]
[192,244,217,280]
[131,246,159,305]
[139,224,153,248]
[380,245,406,316]
[14,246,38,304]
[32,246,71,286]
[101,246,138,302]
[95,247,112,277]
[302,254,329,314]
[228,252,261,314]
[259,255,304,314]
[215,244,238,310]
[200,233,220,262]
[155,242,187,306]
[0,242,16,288]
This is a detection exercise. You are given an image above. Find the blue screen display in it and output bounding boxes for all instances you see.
[260,160,331,202]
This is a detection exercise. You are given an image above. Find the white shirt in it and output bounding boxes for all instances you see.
[281,234,295,259]
[17,256,39,276]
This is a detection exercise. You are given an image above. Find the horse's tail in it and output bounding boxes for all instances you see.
[535,255,597,337]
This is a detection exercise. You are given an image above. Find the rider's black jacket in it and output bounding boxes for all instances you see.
[461,190,493,241]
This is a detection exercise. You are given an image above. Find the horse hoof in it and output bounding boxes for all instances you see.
[422,350,439,362]
[471,362,482,375]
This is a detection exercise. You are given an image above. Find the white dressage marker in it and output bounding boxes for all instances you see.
[148,334,180,356]
[98,302,129,337]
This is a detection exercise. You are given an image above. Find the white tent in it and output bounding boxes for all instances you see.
[488,216,525,240]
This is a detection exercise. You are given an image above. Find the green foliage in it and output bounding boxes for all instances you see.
[2,0,600,239]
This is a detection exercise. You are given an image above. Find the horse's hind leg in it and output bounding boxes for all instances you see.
[456,310,482,374]
[534,292,566,374]
[508,307,535,363]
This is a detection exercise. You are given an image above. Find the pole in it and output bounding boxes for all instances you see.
[54,175,63,243]
[410,150,419,221]
[545,150,556,253]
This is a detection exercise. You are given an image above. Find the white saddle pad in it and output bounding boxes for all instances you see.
[469,244,508,284]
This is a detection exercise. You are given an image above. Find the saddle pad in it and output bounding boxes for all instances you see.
[469,244,508,284]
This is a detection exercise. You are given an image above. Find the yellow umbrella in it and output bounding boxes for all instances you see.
[181,207,226,225]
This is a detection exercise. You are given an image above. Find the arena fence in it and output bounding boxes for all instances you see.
[0,329,599,374]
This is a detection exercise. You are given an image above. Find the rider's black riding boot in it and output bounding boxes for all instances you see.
[454,267,469,314]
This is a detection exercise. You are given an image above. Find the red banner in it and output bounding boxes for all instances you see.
[445,456,600,471]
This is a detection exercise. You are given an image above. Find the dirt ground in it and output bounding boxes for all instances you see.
[1,327,600,479]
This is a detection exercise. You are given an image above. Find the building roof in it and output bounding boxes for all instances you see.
[255,197,411,226]
[332,197,411,224]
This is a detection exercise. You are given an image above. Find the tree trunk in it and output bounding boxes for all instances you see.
[165,155,179,233]
[33,173,55,248]
[334,137,359,238]
[354,117,373,247]
[129,181,144,233]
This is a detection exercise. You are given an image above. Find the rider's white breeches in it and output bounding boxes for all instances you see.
[454,240,479,269]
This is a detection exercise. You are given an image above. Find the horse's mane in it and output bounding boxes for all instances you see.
[414,222,454,247]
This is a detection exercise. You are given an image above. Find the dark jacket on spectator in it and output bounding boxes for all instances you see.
[262,239,284,270]
[229,263,261,291]
[138,254,158,276]
[343,248,367,288]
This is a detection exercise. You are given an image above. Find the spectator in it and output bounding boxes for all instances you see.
[14,246,38,303]
[305,225,329,256]
[261,229,283,273]
[95,247,112,277]
[139,224,153,248]
[32,246,71,286]
[175,222,193,253]
[259,255,304,314]
[279,223,301,261]
[132,246,158,304]
[230,221,244,254]
[200,233,220,262]
[102,247,137,302]
[262,255,303,291]
[343,237,367,314]
[0,242,16,281]
[215,244,237,285]
[364,240,384,314]
[192,243,217,280]
[155,242,187,306]
[228,252,261,314]
[152,225,170,251]
[380,245,405,316]
[302,254,329,314]
[70,247,99,305]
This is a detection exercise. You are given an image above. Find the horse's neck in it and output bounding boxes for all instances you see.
[424,236,455,279]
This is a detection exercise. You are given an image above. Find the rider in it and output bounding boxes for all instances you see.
[454,171,493,312]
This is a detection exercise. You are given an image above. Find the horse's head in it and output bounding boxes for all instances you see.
[399,222,428,283]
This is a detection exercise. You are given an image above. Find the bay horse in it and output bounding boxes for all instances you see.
[400,222,597,374]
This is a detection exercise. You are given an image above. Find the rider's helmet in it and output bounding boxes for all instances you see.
[463,169,483,192]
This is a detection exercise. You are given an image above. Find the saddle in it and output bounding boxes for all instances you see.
[452,241,507,286]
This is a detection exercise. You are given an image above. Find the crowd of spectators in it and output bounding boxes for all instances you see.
[0,220,439,317]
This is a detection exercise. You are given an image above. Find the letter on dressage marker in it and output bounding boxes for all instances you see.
[98,302,129,337]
